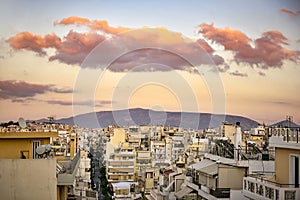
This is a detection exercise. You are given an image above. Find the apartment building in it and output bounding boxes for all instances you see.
[0,131,58,159]
[151,140,170,166]
[107,143,135,183]
[0,128,81,200]
[220,122,236,143]
[243,127,300,200]
[135,150,155,192]
[73,149,98,200]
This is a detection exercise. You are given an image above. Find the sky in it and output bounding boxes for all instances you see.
[0,0,299,125]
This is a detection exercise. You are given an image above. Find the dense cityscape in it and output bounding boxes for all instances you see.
[1,1,299,200]
[0,117,299,199]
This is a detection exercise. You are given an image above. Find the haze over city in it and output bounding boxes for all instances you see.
[0,0,299,125]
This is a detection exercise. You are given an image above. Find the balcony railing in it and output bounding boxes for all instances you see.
[243,176,300,200]
[269,127,300,143]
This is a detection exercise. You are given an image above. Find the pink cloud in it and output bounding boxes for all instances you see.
[49,30,106,65]
[7,17,224,71]
[280,8,300,16]
[0,80,72,101]
[54,16,131,34]
[198,23,299,68]
[6,32,61,56]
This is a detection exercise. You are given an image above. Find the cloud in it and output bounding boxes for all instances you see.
[6,32,61,56]
[197,39,214,53]
[217,65,230,73]
[54,16,131,34]
[0,80,72,101]
[11,97,36,103]
[280,8,300,16]
[263,100,299,108]
[258,71,266,76]
[9,17,298,74]
[7,17,224,71]
[229,70,248,77]
[50,87,73,93]
[49,30,106,65]
[198,23,299,68]
[86,27,225,72]
[45,99,112,107]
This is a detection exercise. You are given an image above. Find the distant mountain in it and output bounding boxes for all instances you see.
[46,108,259,130]
[271,120,300,128]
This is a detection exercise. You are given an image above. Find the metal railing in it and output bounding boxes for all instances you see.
[269,127,300,143]
[243,176,299,200]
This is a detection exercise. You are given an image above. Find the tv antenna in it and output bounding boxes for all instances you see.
[48,115,56,123]
[18,117,26,129]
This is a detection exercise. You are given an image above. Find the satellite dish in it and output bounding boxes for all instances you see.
[36,145,46,155]
[18,117,26,129]
[45,144,52,152]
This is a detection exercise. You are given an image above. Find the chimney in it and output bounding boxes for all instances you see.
[234,122,242,161]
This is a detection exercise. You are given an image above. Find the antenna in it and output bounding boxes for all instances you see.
[18,117,26,129]
[45,144,52,152]
[36,144,53,158]
[48,115,56,123]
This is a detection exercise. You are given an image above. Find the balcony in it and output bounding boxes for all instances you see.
[108,159,134,162]
[269,128,300,144]
[108,165,134,169]
[107,172,134,175]
[107,179,134,182]
[243,176,300,200]
[57,151,80,185]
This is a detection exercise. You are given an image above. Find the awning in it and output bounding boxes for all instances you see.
[175,187,193,198]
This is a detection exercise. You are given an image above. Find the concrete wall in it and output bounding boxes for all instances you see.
[145,178,154,190]
[0,159,57,200]
[218,166,246,189]
[223,124,236,143]
[275,147,300,184]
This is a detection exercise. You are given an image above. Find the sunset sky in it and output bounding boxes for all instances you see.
[0,0,299,125]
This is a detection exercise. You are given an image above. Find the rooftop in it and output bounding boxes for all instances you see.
[0,131,58,139]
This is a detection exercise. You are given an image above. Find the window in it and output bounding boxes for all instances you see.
[290,154,300,188]
[146,173,153,179]
[20,150,29,159]
[32,141,40,159]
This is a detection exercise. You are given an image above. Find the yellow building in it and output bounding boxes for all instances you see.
[0,131,58,159]
[0,130,80,200]
[110,128,126,147]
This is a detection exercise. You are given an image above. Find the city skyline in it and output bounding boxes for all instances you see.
[0,0,299,124]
